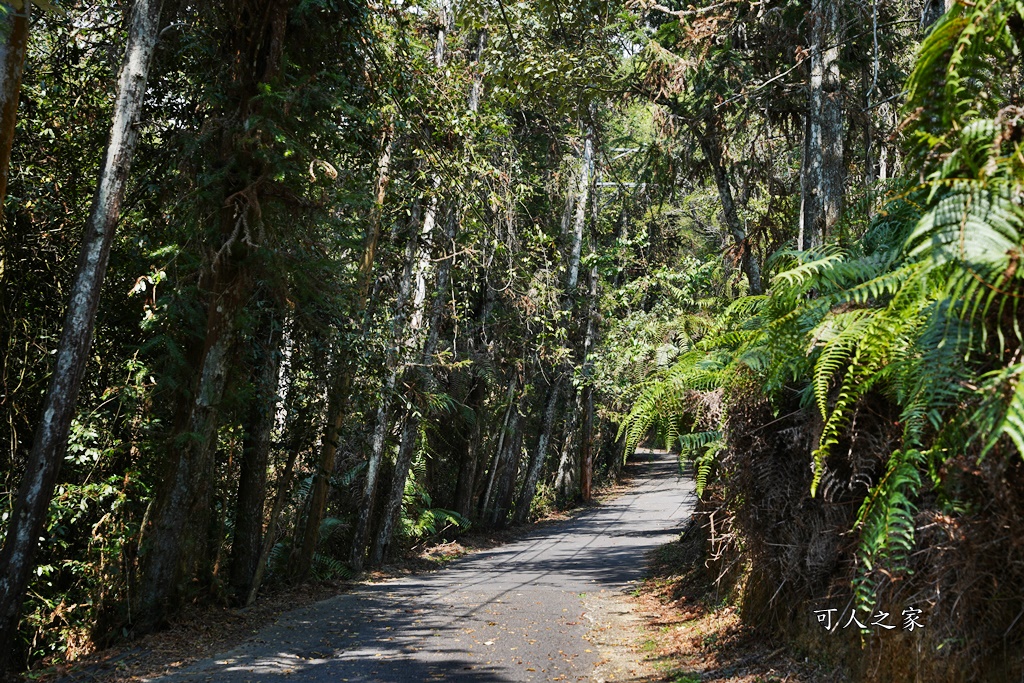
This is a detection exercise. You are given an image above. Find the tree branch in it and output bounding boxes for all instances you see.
[644,1,737,20]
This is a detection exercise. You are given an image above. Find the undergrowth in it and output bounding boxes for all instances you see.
[615,2,1024,680]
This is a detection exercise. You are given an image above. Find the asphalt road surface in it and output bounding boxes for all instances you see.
[154,449,695,682]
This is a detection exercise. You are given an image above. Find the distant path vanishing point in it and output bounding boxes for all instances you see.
[151,449,695,682]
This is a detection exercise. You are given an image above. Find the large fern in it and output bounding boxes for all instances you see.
[618,0,1024,612]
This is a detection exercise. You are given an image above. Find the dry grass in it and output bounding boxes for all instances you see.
[22,579,348,683]
[630,526,849,683]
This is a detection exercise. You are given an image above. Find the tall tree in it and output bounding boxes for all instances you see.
[514,125,594,524]
[800,0,844,250]
[137,0,297,628]
[691,118,763,294]
[0,0,28,212]
[0,0,164,670]
[228,300,283,603]
[292,123,396,580]
[350,1,456,569]
[348,194,427,570]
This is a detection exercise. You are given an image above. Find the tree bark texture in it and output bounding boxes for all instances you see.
[453,376,484,518]
[521,126,598,516]
[0,0,163,668]
[359,129,396,303]
[350,191,439,567]
[369,413,419,565]
[489,397,523,528]
[801,0,844,251]
[510,127,596,522]
[292,377,344,579]
[693,121,763,294]
[554,387,582,503]
[0,1,28,217]
[294,128,396,579]
[513,379,561,524]
[348,395,391,571]
[138,264,250,626]
[370,202,456,565]
[349,201,423,571]
[479,374,518,521]
[137,0,297,627]
[452,33,489,520]
[229,305,282,602]
[580,386,595,502]
[366,10,481,564]
[245,333,318,607]
[579,261,599,502]
[564,128,593,291]
[921,0,951,30]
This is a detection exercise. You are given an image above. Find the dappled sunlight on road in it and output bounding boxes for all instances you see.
[145,450,694,683]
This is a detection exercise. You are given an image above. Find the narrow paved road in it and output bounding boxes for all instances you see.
[154,449,694,682]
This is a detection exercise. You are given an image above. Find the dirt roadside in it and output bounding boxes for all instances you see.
[623,526,849,683]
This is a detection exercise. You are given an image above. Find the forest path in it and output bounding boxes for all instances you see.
[151,449,694,683]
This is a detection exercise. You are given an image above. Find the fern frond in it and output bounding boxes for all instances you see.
[977,363,1024,458]
[679,430,721,454]
[854,449,925,608]
[311,552,354,581]
[773,252,848,289]
[906,181,1023,269]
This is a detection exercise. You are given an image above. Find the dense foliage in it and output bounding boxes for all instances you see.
[0,0,1022,680]
[617,1,1024,679]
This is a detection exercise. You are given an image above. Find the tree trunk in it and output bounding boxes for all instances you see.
[801,0,844,251]
[291,369,344,579]
[351,188,440,567]
[0,1,28,217]
[693,121,763,294]
[369,412,418,565]
[138,0,293,627]
[367,13,482,564]
[565,127,594,291]
[454,376,485,517]
[452,30,487,518]
[0,0,163,668]
[490,405,523,529]
[349,200,424,571]
[229,305,282,603]
[513,379,561,524]
[921,0,950,30]
[370,197,456,564]
[348,392,391,570]
[580,386,595,502]
[359,129,396,304]
[511,126,597,522]
[292,130,396,579]
[408,186,440,334]
[579,261,599,502]
[138,264,250,628]
[468,28,486,111]
[245,330,319,607]
[444,28,489,521]
[554,387,582,504]
[0,0,161,663]
[479,374,518,520]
